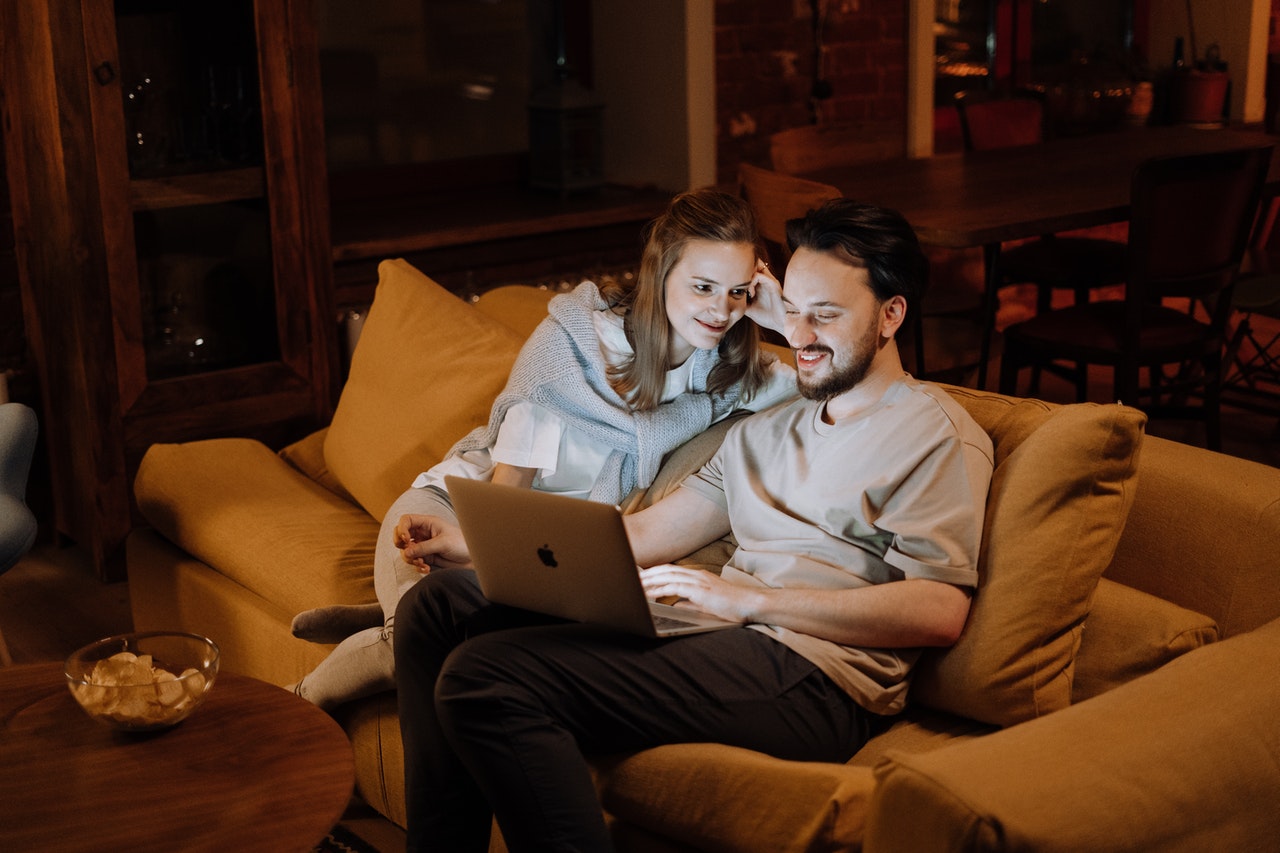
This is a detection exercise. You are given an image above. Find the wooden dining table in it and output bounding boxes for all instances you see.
[801,124,1280,387]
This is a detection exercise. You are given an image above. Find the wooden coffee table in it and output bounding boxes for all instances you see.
[0,661,355,853]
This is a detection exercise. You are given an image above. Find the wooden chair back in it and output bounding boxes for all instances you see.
[737,162,841,266]
[954,91,1045,151]
[1126,145,1273,333]
[768,120,905,176]
[738,162,945,380]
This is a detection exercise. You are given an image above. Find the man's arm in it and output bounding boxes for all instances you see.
[640,567,971,648]
[744,578,971,647]
[623,487,732,568]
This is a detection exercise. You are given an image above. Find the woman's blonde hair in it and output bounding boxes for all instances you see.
[600,187,770,411]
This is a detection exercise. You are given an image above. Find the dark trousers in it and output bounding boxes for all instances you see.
[393,569,871,853]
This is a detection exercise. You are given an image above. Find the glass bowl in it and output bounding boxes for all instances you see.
[64,631,220,732]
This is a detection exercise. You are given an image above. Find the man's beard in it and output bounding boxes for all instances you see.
[796,323,881,401]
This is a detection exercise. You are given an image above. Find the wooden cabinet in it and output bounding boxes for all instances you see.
[1,0,335,580]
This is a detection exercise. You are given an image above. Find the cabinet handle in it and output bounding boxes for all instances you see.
[93,62,116,86]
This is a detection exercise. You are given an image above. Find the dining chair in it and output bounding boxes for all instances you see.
[767,120,905,177]
[998,144,1274,451]
[954,90,1046,151]
[955,90,1130,391]
[1222,192,1280,420]
[737,162,842,270]
[768,123,986,384]
[737,162,937,378]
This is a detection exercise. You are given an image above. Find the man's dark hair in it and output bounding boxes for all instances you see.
[785,199,929,319]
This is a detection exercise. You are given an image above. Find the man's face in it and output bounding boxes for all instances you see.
[782,247,886,401]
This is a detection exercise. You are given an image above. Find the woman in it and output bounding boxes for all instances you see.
[290,187,795,710]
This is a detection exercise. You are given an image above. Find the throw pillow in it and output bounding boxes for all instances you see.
[472,284,556,339]
[909,389,1146,727]
[1072,578,1218,703]
[324,259,525,520]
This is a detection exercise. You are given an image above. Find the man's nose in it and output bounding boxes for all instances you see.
[785,316,815,349]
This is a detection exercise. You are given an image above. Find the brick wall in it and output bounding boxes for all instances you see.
[715,0,908,184]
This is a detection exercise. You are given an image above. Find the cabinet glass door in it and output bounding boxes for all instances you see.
[114,0,280,381]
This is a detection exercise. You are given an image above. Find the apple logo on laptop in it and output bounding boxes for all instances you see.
[536,545,558,567]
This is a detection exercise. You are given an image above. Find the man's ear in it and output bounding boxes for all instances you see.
[880,294,907,338]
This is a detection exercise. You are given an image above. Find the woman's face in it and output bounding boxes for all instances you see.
[663,239,756,364]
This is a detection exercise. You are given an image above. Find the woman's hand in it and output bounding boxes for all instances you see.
[393,514,473,573]
[745,259,786,334]
[640,564,755,623]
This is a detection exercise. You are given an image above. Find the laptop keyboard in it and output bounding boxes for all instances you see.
[652,614,700,631]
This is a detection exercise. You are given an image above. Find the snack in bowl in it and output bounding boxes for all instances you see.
[65,631,220,731]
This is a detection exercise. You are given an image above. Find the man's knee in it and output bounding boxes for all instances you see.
[394,571,445,651]
[395,570,484,650]
[434,635,523,727]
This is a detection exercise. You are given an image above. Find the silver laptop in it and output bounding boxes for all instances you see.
[445,476,739,638]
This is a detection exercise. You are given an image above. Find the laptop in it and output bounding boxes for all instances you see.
[445,476,740,638]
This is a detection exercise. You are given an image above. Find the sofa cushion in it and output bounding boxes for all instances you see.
[1072,578,1218,703]
[863,616,1280,853]
[595,743,876,853]
[324,259,525,520]
[847,707,996,769]
[910,390,1146,727]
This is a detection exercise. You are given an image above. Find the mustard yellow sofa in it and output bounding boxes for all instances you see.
[129,259,1280,852]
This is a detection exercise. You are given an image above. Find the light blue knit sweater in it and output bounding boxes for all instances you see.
[445,281,744,505]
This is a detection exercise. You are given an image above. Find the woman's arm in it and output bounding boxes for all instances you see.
[394,513,473,571]
[491,462,536,489]
[392,463,535,572]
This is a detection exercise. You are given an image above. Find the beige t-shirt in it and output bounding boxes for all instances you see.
[681,376,994,715]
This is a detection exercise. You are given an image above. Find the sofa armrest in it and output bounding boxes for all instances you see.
[863,617,1280,852]
[134,438,380,617]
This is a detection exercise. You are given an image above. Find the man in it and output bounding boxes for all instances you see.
[392,199,995,852]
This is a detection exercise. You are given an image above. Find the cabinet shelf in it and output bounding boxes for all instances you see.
[130,168,265,211]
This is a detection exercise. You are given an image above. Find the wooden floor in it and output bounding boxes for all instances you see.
[0,543,132,665]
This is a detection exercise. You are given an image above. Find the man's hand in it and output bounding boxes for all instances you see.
[393,514,473,572]
[640,564,754,623]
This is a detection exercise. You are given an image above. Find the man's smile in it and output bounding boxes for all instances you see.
[796,347,832,368]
